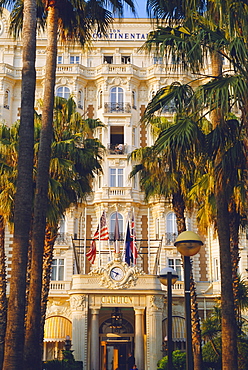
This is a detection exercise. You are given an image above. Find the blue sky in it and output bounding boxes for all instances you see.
[123,0,148,18]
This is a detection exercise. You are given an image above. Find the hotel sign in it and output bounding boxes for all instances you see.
[92,29,148,40]
[101,296,133,304]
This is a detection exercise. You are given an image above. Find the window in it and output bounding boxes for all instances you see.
[151,90,155,99]
[132,127,136,147]
[214,258,220,281]
[110,87,124,112]
[74,218,79,239]
[98,90,103,109]
[109,126,124,153]
[153,56,163,64]
[104,56,113,64]
[110,212,124,240]
[155,218,160,239]
[51,259,65,281]
[98,174,102,189]
[168,258,183,281]
[57,55,63,64]
[78,90,83,109]
[56,86,70,99]
[132,174,138,189]
[4,90,10,109]
[132,91,136,109]
[166,212,178,244]
[162,99,176,113]
[110,168,124,187]
[121,55,130,64]
[70,55,80,64]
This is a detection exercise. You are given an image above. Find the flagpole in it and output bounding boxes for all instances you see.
[148,207,151,274]
[107,212,112,261]
[98,209,101,268]
[84,207,87,274]
[122,215,129,261]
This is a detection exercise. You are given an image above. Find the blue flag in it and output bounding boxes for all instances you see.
[125,221,132,265]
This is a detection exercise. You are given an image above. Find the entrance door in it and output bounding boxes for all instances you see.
[101,341,131,370]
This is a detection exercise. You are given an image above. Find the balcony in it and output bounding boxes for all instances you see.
[104,102,131,114]
[49,280,71,293]
[107,143,127,155]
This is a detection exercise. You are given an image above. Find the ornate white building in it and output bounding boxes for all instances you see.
[1,8,248,370]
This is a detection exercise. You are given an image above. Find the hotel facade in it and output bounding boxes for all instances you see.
[1,8,248,370]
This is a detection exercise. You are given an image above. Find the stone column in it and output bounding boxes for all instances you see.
[134,308,145,370]
[70,294,88,366]
[91,308,100,370]
[147,295,164,370]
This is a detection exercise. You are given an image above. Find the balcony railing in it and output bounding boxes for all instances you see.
[107,143,127,155]
[104,102,131,113]
[165,232,178,245]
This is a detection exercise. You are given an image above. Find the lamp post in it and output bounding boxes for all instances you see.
[174,231,203,370]
[159,267,178,370]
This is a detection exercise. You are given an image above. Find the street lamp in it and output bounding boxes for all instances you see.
[174,231,203,370]
[159,267,178,370]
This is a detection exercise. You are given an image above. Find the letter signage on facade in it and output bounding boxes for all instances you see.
[101,296,133,304]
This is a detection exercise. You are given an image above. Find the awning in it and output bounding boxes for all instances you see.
[163,316,186,341]
[44,316,72,342]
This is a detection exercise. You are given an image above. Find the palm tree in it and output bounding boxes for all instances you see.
[26,96,104,369]
[9,1,135,368]
[143,2,248,368]
[0,97,104,368]
[0,123,20,369]
[0,0,37,368]
[131,91,205,368]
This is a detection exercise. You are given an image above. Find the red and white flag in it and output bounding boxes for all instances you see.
[130,212,138,264]
[86,211,109,264]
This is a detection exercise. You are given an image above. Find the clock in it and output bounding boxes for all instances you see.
[110,266,124,281]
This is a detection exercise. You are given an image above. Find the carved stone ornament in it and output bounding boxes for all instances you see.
[89,252,144,289]
[150,295,164,310]
[70,294,86,311]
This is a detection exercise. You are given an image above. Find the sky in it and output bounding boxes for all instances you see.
[123,0,148,18]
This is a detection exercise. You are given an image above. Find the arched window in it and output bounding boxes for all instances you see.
[78,90,83,109]
[155,218,160,239]
[98,90,103,109]
[56,86,70,99]
[4,89,10,109]
[166,212,178,244]
[110,87,124,112]
[132,90,136,109]
[110,212,123,240]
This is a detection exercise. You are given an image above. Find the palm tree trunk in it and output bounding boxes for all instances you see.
[24,5,58,370]
[40,226,58,344]
[211,49,238,370]
[0,216,7,369]
[229,199,240,328]
[216,191,238,370]
[2,1,37,368]
[190,266,203,370]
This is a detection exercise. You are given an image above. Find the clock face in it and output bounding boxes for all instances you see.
[110,267,124,281]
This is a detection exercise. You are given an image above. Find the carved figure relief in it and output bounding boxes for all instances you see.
[70,294,86,311]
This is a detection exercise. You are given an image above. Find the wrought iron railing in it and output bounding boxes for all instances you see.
[104,102,131,113]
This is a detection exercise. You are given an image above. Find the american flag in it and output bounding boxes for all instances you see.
[86,211,109,264]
